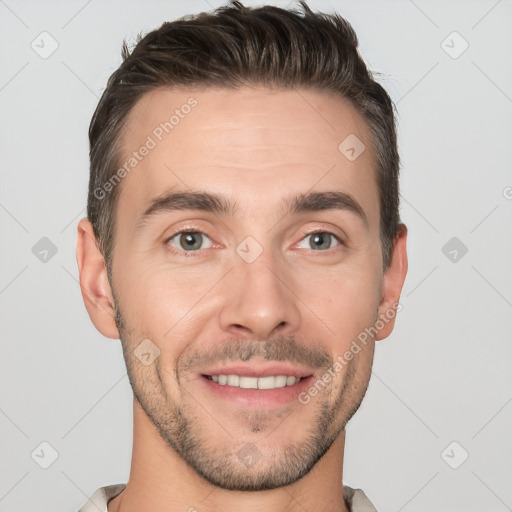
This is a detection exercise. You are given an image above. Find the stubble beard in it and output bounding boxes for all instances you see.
[111,287,374,491]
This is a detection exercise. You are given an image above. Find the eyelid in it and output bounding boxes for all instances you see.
[164,226,215,256]
[293,228,345,250]
[164,225,346,255]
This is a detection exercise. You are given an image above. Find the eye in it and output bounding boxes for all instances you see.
[165,229,213,253]
[296,231,343,251]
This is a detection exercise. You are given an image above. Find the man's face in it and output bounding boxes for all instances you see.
[107,86,391,490]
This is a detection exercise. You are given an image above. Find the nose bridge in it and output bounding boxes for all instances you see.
[218,234,301,339]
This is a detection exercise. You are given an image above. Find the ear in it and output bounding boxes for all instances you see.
[76,218,120,339]
[375,223,408,341]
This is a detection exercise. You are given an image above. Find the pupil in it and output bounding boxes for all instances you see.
[182,232,201,249]
[312,233,329,250]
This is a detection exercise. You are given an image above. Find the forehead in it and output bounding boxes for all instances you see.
[115,86,379,229]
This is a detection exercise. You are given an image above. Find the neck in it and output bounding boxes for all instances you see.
[108,398,350,512]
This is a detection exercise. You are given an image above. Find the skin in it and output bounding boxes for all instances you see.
[76,86,408,512]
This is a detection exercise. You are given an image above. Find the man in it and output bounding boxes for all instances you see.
[76,1,408,511]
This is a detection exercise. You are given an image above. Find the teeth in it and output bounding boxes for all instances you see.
[227,375,239,386]
[258,376,276,389]
[240,376,258,389]
[209,374,299,389]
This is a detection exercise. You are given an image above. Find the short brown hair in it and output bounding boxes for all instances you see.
[88,0,401,273]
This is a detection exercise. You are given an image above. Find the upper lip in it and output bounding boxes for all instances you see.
[200,362,314,379]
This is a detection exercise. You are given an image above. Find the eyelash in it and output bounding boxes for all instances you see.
[164,227,344,257]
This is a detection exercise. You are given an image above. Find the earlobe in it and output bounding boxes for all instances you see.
[375,223,408,341]
[76,218,120,339]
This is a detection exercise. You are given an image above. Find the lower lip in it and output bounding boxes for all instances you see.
[199,375,314,407]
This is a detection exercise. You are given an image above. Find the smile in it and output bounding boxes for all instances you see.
[203,374,306,389]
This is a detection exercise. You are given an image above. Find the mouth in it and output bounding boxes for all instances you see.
[202,374,309,389]
[197,364,315,407]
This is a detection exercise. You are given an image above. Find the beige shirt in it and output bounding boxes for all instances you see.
[78,483,378,511]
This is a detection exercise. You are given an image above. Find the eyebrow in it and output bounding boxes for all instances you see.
[135,189,368,232]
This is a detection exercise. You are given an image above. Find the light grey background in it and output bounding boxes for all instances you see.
[1,0,511,511]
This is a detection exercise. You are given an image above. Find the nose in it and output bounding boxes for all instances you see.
[218,248,301,341]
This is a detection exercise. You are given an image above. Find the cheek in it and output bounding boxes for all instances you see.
[114,262,217,361]
[115,252,200,321]
[304,263,382,347]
